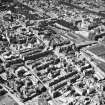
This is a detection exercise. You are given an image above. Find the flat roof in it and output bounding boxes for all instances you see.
[97,62,105,73]
[87,44,105,56]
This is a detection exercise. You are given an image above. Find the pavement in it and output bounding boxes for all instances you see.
[1,84,24,105]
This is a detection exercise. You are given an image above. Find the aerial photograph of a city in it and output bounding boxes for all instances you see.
[0,0,105,105]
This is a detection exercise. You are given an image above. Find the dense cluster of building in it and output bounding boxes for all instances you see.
[0,0,105,105]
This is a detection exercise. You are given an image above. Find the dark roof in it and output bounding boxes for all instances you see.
[6,58,24,68]
[0,66,5,74]
[24,50,53,61]
[49,71,78,86]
